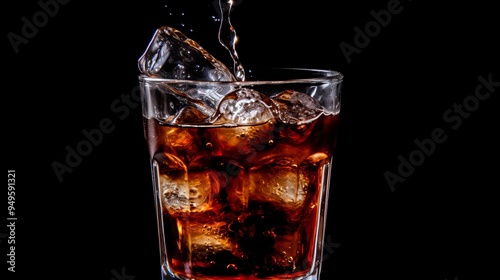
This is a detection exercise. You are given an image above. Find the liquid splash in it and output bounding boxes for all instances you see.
[217,0,246,81]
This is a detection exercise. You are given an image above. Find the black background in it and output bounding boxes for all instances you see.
[3,0,498,280]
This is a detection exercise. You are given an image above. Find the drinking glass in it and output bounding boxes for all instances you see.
[139,67,343,280]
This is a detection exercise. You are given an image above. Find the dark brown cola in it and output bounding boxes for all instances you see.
[144,112,339,279]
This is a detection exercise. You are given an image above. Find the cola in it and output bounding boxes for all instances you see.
[144,104,339,279]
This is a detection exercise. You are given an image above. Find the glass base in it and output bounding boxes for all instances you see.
[160,263,322,280]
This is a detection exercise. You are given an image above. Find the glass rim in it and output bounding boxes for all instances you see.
[138,67,343,85]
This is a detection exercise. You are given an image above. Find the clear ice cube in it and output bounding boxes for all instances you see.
[271,90,325,124]
[151,85,214,124]
[155,152,222,213]
[138,26,236,81]
[161,126,205,165]
[155,153,189,213]
[201,121,280,164]
[186,170,222,212]
[171,106,209,124]
[248,157,307,209]
[210,88,278,125]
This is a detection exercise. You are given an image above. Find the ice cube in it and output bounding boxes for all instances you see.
[191,232,231,252]
[154,153,189,213]
[138,26,236,81]
[171,106,209,124]
[271,90,325,124]
[202,122,280,164]
[155,152,224,213]
[187,170,222,212]
[183,86,235,115]
[248,157,308,209]
[211,88,278,125]
[162,126,205,165]
[151,81,220,124]
[191,228,233,268]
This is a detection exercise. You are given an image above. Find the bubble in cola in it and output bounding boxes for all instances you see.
[140,24,339,279]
